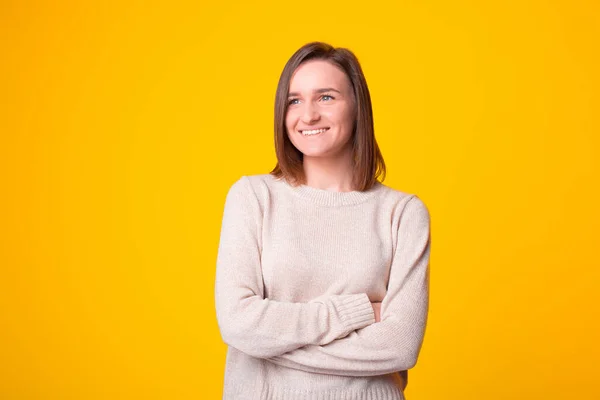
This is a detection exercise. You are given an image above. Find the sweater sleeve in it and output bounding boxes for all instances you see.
[215,176,376,359]
[265,195,431,376]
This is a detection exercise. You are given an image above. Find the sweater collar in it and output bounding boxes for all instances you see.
[280,176,384,207]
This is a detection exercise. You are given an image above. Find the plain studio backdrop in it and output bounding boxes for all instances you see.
[0,0,598,399]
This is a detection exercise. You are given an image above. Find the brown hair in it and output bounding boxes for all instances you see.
[269,41,387,191]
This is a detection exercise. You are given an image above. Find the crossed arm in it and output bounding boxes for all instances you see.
[264,195,431,376]
[215,177,431,376]
[214,177,376,359]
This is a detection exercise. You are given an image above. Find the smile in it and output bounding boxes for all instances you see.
[300,128,329,136]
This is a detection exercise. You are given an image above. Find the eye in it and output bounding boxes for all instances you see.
[321,94,335,101]
[288,98,299,105]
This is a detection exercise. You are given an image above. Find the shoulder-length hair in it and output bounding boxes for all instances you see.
[269,41,386,191]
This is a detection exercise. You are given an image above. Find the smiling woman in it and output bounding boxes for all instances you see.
[215,42,431,400]
[285,61,355,156]
[271,42,384,192]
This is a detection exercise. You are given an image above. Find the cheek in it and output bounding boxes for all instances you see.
[285,120,293,135]
[285,115,298,137]
[328,106,353,125]
[285,109,298,125]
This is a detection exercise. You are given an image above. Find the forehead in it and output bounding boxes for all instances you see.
[288,60,350,93]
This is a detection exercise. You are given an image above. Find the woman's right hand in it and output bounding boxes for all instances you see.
[371,302,381,323]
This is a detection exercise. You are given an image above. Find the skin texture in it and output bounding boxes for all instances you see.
[285,59,381,321]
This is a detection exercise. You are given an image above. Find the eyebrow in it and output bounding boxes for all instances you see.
[287,88,342,98]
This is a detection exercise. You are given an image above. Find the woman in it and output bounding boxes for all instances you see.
[215,41,431,400]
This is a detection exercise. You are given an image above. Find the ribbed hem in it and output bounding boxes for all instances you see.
[259,383,404,400]
[332,293,376,332]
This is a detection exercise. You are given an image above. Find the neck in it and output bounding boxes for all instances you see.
[302,149,355,192]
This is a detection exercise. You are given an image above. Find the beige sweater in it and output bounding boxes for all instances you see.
[215,173,431,400]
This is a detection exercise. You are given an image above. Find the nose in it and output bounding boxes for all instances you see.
[301,101,320,123]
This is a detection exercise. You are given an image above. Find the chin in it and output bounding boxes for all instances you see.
[301,150,334,159]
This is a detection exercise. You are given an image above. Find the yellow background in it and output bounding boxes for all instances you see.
[1,0,598,398]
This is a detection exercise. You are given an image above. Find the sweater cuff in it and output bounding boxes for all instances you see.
[332,293,376,333]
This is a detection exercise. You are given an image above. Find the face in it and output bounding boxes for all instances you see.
[285,60,356,160]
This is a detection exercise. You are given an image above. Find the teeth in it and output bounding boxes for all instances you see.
[301,128,329,136]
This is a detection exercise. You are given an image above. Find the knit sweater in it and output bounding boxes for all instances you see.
[215,173,431,400]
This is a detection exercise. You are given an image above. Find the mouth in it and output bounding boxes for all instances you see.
[299,127,330,136]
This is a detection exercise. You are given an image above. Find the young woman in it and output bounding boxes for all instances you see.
[215,41,431,400]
